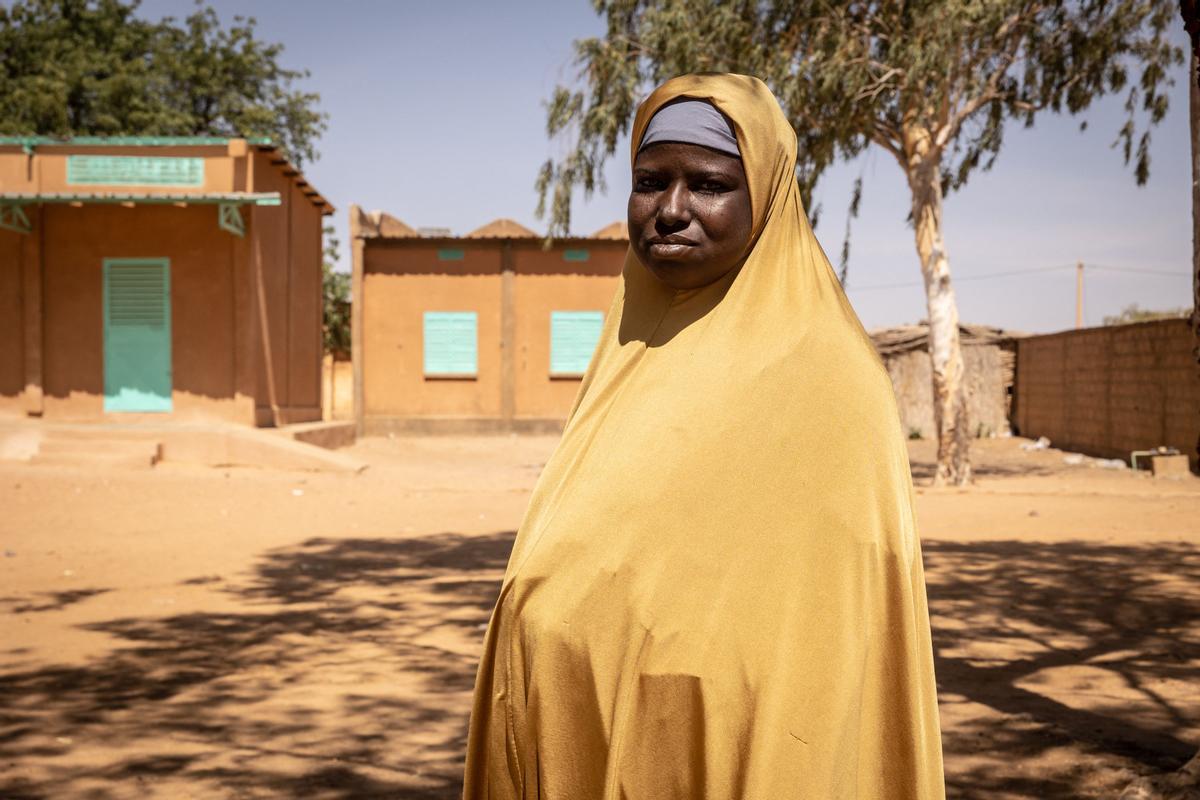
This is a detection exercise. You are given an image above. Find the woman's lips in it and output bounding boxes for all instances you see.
[647,238,698,259]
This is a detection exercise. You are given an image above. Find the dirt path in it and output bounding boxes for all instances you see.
[0,435,1196,798]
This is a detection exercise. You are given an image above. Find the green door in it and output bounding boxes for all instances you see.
[103,258,172,412]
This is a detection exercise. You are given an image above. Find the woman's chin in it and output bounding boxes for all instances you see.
[647,264,714,290]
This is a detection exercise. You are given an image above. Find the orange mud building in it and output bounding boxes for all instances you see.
[351,208,627,433]
[0,137,332,426]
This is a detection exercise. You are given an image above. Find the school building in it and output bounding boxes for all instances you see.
[350,207,627,433]
[0,136,332,427]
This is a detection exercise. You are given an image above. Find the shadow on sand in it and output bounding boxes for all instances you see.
[0,531,515,799]
[927,539,1200,798]
[0,532,1196,798]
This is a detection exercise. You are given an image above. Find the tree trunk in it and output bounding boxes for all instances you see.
[1190,46,1200,467]
[903,123,972,485]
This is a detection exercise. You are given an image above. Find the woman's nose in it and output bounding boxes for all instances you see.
[656,181,690,228]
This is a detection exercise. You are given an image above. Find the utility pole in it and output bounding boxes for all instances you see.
[1075,261,1084,329]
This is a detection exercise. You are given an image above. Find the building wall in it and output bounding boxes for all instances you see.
[3,144,239,194]
[0,142,328,426]
[38,203,244,422]
[322,356,354,421]
[512,243,624,419]
[363,244,504,417]
[1014,319,1199,468]
[0,226,26,413]
[246,149,322,424]
[358,238,625,427]
[287,179,323,419]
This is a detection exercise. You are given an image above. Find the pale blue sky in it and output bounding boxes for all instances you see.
[139,0,1195,333]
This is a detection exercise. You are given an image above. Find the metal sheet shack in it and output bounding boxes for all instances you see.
[871,323,1023,440]
[0,137,332,427]
[351,208,627,433]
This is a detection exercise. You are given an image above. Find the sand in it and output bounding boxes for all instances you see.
[0,434,1197,799]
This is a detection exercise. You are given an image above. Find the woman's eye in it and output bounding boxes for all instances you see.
[635,178,664,191]
[696,181,728,193]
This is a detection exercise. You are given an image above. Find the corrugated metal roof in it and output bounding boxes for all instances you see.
[352,208,419,238]
[590,220,628,240]
[1,191,282,206]
[870,323,1026,356]
[0,135,274,147]
[466,218,538,239]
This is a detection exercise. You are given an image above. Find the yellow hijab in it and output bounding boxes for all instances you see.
[464,73,945,800]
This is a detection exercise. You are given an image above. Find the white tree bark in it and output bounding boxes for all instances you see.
[903,123,972,485]
[1190,48,1200,466]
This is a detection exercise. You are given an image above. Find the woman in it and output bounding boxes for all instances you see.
[463,73,944,799]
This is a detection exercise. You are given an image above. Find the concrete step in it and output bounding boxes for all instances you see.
[31,450,158,469]
[33,436,161,469]
[2,422,363,473]
[37,437,156,454]
[279,420,356,450]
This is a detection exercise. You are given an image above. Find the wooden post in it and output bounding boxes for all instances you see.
[20,206,44,416]
[253,227,281,428]
[350,205,366,437]
[1075,261,1084,329]
[500,239,516,424]
[232,206,258,425]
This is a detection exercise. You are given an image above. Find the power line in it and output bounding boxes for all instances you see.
[1084,264,1189,277]
[844,262,1188,292]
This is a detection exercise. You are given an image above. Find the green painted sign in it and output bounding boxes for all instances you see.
[103,259,172,412]
[563,248,590,262]
[424,311,477,376]
[550,311,603,375]
[68,155,205,186]
[437,249,465,261]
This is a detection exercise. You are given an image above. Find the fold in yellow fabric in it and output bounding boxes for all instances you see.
[463,73,945,800]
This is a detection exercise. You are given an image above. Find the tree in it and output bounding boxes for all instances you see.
[322,225,351,359]
[1102,303,1189,325]
[537,1,1181,485]
[0,0,326,166]
[1184,1,1200,472]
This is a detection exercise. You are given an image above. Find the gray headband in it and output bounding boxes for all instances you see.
[638,99,741,158]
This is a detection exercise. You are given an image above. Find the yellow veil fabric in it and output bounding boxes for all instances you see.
[463,73,944,800]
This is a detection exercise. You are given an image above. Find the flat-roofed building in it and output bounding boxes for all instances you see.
[0,136,333,426]
[351,207,627,433]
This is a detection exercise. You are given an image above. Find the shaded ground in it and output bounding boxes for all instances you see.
[0,434,1196,798]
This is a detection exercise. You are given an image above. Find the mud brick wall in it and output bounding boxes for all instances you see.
[1014,319,1199,469]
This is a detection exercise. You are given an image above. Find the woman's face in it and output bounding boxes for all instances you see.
[628,141,753,290]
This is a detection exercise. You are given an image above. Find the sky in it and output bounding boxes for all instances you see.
[138,0,1195,333]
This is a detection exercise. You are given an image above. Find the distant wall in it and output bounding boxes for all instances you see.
[321,356,353,421]
[1014,319,1199,469]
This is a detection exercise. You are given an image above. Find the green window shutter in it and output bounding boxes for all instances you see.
[103,258,172,412]
[424,311,477,376]
[550,311,604,375]
[437,249,465,261]
[67,155,205,186]
[563,248,590,262]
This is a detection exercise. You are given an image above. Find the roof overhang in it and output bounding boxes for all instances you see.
[0,192,283,237]
[0,191,281,206]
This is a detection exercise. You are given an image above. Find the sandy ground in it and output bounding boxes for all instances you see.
[0,434,1197,799]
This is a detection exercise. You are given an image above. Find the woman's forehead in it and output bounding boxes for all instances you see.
[633,142,745,172]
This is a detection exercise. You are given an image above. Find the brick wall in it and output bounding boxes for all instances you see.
[1014,319,1199,469]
